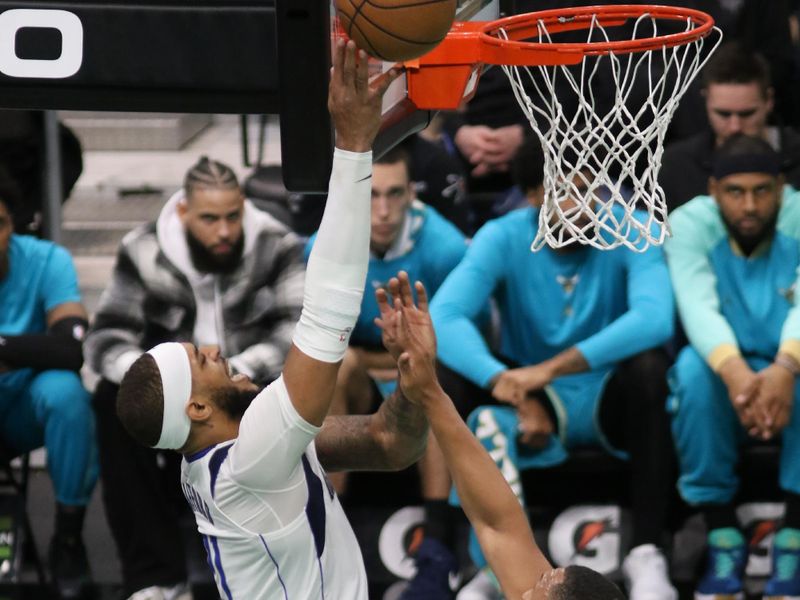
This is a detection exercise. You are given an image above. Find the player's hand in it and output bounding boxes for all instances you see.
[517,397,554,448]
[719,356,761,433]
[375,279,402,360]
[328,39,400,153]
[751,364,794,439]
[387,275,441,403]
[491,364,554,407]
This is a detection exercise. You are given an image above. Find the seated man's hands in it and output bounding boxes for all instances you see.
[454,124,525,177]
[491,363,555,407]
[750,363,794,440]
[517,397,555,449]
[719,356,762,435]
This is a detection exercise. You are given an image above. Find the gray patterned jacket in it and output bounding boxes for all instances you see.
[85,192,305,386]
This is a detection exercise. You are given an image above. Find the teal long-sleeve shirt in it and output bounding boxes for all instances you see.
[305,200,468,348]
[430,206,675,388]
[665,187,800,370]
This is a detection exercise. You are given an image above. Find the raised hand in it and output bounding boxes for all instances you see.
[375,272,440,403]
[328,39,400,153]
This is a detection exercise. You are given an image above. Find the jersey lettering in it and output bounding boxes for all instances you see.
[182,482,214,524]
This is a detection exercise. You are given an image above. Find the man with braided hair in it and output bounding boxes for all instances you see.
[84,151,306,597]
[113,40,406,599]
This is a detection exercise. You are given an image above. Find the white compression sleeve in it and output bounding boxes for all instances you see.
[292,148,372,362]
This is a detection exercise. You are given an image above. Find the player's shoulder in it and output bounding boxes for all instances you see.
[666,195,728,255]
[416,201,465,244]
[777,185,800,238]
[11,234,73,268]
[119,221,158,252]
[486,206,533,232]
[669,195,720,232]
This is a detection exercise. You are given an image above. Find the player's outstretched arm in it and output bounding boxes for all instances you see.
[384,274,552,600]
[283,40,399,427]
[315,277,429,472]
[315,388,428,472]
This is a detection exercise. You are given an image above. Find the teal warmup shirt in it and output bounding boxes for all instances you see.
[665,187,800,369]
[431,206,674,403]
[305,200,467,348]
[0,235,81,337]
[0,235,82,391]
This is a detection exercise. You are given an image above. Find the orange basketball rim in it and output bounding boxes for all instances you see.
[403,4,717,111]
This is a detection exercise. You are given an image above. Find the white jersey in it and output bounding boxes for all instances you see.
[181,376,368,599]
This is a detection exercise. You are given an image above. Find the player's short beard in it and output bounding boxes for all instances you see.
[721,209,778,256]
[186,230,244,275]
[0,252,7,280]
[214,386,260,421]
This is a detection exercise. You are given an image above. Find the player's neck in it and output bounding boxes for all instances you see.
[181,419,241,456]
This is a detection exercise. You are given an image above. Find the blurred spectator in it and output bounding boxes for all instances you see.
[660,42,800,211]
[431,137,677,600]
[304,145,469,600]
[443,68,529,233]
[665,134,800,597]
[407,114,468,233]
[0,110,82,235]
[0,174,96,598]
[84,157,305,600]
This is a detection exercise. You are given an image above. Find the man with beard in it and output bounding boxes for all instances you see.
[84,154,306,600]
[0,175,95,599]
[666,133,800,597]
[111,40,403,599]
[430,136,677,600]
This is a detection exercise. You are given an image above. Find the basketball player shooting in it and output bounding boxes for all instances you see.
[379,272,626,600]
[113,40,414,599]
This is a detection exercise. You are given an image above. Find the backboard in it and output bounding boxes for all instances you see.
[282,0,500,192]
[0,0,500,193]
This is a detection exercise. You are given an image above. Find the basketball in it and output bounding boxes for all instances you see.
[335,0,458,62]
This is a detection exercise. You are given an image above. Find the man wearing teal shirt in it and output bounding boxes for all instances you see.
[431,137,677,600]
[0,178,97,598]
[305,145,468,599]
[666,134,800,597]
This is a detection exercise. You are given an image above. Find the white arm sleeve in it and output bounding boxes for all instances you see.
[227,376,321,490]
[292,148,373,362]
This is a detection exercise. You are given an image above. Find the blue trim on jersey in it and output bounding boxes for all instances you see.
[186,444,217,463]
[258,534,289,600]
[208,444,232,499]
[201,536,215,583]
[209,535,233,600]
[301,455,327,558]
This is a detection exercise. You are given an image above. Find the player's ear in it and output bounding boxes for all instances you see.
[708,176,718,200]
[186,397,213,422]
[177,197,190,223]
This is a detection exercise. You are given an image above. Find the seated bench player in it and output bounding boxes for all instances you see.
[431,136,678,600]
[665,133,800,598]
[0,173,96,599]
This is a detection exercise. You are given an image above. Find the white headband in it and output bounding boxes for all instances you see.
[147,342,192,450]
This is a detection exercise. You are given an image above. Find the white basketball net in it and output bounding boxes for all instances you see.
[498,13,722,252]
